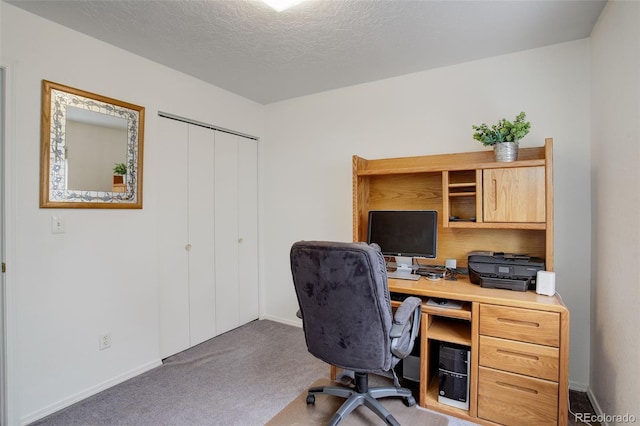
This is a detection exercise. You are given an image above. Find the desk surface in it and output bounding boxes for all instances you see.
[388,275,568,313]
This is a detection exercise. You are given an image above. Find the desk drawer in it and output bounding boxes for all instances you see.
[480,304,559,346]
[478,366,558,425]
[479,335,559,381]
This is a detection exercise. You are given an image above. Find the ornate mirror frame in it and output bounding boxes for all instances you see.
[40,80,145,208]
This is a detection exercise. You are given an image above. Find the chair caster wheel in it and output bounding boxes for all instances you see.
[403,395,416,407]
[306,394,315,405]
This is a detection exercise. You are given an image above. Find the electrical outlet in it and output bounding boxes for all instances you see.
[99,332,111,350]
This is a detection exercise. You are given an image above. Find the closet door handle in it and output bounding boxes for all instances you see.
[238,237,243,243]
[185,243,192,251]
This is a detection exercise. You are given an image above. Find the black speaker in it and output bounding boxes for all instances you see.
[438,342,470,410]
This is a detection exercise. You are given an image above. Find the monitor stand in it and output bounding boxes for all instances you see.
[394,256,416,273]
[387,256,420,280]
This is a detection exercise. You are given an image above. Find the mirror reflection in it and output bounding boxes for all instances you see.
[40,80,145,208]
[65,107,128,192]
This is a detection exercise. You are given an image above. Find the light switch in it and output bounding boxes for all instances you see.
[51,216,65,234]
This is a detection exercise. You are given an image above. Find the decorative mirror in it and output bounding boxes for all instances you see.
[40,80,145,208]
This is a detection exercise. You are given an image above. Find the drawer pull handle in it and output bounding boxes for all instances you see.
[496,381,538,395]
[496,349,540,361]
[496,317,540,328]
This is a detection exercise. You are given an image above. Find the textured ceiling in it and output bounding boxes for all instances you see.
[7,0,606,104]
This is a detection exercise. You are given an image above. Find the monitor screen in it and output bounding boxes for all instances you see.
[367,210,438,259]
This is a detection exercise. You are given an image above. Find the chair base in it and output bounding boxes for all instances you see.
[306,372,416,426]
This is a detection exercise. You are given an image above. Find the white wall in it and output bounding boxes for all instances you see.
[263,40,592,387]
[2,1,609,422]
[1,3,264,424]
[590,0,640,419]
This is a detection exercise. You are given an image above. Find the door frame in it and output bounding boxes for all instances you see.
[1,64,7,426]
[1,63,17,426]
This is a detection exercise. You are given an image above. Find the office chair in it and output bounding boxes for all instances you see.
[290,241,422,426]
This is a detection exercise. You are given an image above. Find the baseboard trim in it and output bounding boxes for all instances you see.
[568,385,611,426]
[259,314,302,328]
[20,359,162,425]
[586,387,611,426]
[569,380,589,391]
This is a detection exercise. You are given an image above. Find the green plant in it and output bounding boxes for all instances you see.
[472,112,531,146]
[113,163,127,175]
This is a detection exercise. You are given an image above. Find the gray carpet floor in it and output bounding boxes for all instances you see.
[30,320,329,426]
[28,319,594,426]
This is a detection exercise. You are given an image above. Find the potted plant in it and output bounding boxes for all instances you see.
[113,162,127,184]
[472,112,531,162]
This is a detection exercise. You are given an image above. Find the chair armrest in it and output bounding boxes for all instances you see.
[390,296,422,359]
[390,297,421,336]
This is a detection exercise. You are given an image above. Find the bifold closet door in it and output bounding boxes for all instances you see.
[157,117,259,358]
[187,125,217,346]
[237,136,259,325]
[157,118,190,358]
[157,120,217,355]
[214,132,259,334]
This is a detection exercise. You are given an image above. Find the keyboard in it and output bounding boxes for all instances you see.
[416,266,446,275]
[387,271,421,281]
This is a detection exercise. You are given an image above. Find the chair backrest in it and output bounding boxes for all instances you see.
[290,241,394,373]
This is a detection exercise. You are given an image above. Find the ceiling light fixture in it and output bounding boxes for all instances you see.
[260,0,306,12]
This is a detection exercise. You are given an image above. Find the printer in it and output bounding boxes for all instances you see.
[468,251,545,292]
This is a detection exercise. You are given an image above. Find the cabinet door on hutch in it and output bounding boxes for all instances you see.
[483,167,545,223]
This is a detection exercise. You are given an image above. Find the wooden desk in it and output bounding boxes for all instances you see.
[387,275,569,426]
[348,140,566,424]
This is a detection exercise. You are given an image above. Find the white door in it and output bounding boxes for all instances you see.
[157,116,259,356]
[157,118,190,358]
[187,125,217,346]
[238,138,259,324]
[214,132,241,335]
[214,132,259,334]
[0,65,7,426]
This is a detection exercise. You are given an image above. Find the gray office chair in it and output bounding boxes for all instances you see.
[290,241,422,426]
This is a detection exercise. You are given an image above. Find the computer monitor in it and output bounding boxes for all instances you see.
[367,210,438,268]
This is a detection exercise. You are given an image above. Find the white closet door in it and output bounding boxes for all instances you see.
[157,118,190,358]
[214,132,240,335]
[238,138,259,324]
[187,125,217,346]
[158,117,259,357]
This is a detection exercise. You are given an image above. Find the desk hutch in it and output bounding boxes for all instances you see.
[343,139,569,425]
